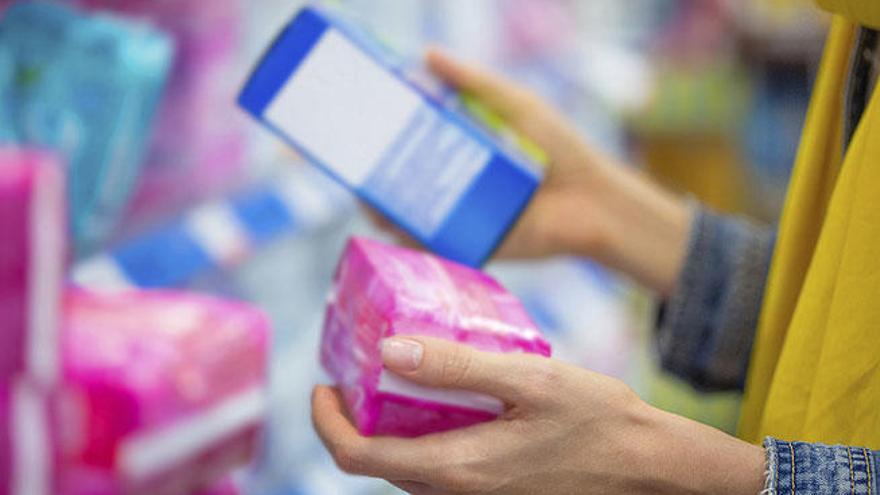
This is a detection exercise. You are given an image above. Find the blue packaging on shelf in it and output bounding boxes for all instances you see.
[239,6,543,267]
[0,1,173,253]
[0,45,15,143]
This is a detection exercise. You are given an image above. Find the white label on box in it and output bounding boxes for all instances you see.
[264,29,491,238]
[265,30,422,187]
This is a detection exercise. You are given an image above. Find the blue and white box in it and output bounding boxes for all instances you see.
[239,6,543,267]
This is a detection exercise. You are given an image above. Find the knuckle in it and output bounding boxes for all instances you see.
[521,359,563,399]
[330,440,365,473]
[436,445,497,493]
[438,348,476,388]
[440,466,495,493]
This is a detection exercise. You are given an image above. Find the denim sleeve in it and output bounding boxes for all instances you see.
[765,438,880,494]
[656,205,776,391]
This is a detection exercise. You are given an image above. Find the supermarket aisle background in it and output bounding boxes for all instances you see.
[0,1,827,493]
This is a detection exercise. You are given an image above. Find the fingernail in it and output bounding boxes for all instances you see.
[381,338,423,371]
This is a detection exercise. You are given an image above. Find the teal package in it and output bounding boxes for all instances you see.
[0,45,15,143]
[240,6,544,267]
[0,2,173,254]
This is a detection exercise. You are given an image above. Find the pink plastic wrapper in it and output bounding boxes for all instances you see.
[195,477,239,495]
[0,149,65,385]
[321,237,551,437]
[1,380,58,495]
[59,289,270,495]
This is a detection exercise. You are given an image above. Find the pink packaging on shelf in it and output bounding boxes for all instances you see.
[321,237,551,437]
[195,477,239,495]
[59,289,270,495]
[1,380,58,495]
[0,149,65,385]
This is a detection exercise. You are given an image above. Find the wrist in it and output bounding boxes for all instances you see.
[578,163,693,296]
[635,407,765,495]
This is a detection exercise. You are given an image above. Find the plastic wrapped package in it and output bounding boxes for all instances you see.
[0,149,65,385]
[0,2,173,253]
[78,0,248,226]
[72,167,353,292]
[0,45,15,143]
[195,477,239,495]
[59,289,270,495]
[1,380,58,495]
[321,237,551,437]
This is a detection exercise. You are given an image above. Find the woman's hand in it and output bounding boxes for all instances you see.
[377,50,693,296]
[312,337,765,495]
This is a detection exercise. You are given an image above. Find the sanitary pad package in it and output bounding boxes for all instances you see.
[321,237,551,437]
[79,0,247,225]
[59,289,270,495]
[240,6,544,267]
[0,149,65,385]
[0,46,15,143]
[1,380,58,495]
[0,1,172,252]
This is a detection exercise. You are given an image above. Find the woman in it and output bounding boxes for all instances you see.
[312,1,880,493]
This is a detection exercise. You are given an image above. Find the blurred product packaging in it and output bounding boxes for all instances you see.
[0,45,16,142]
[72,166,352,292]
[58,289,270,495]
[322,237,551,438]
[0,1,173,254]
[1,380,60,495]
[78,0,248,227]
[0,149,67,495]
[195,477,240,495]
[0,149,65,385]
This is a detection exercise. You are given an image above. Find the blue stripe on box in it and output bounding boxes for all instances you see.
[238,8,328,117]
[231,189,297,243]
[114,222,214,288]
[429,153,540,267]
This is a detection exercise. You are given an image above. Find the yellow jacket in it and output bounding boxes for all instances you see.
[739,1,880,447]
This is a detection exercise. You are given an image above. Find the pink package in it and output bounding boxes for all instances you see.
[1,380,58,495]
[195,477,239,495]
[321,237,551,437]
[59,289,270,495]
[0,149,65,385]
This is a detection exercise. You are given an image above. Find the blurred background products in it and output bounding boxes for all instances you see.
[59,289,270,495]
[0,149,64,385]
[0,0,829,493]
[76,0,250,229]
[0,2,172,253]
[0,149,64,495]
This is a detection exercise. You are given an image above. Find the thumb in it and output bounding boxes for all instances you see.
[380,336,542,404]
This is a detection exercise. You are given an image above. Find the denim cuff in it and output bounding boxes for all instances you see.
[656,205,775,391]
[764,437,880,494]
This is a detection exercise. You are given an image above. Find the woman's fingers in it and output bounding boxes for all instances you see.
[381,336,553,406]
[425,48,587,167]
[389,480,446,495]
[426,48,533,122]
[311,386,464,484]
